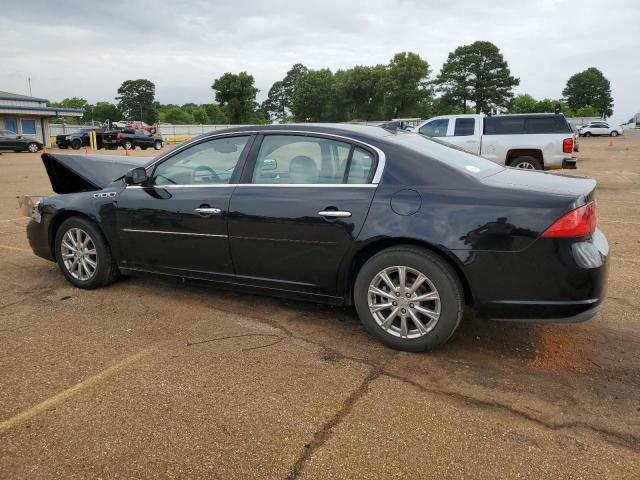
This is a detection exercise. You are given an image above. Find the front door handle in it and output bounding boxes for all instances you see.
[318,210,352,218]
[195,207,221,215]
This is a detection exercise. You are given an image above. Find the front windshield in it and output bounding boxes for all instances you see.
[391,132,503,177]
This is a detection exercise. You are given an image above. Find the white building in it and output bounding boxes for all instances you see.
[0,91,84,144]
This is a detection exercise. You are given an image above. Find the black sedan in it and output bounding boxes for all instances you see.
[26,124,608,351]
[0,129,44,153]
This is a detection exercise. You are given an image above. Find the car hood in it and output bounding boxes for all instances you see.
[41,153,148,194]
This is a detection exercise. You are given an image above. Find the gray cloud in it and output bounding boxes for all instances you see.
[1,0,638,122]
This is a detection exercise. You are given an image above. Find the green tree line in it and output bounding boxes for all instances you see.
[50,42,614,125]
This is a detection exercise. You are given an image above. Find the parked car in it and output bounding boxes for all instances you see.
[0,129,43,153]
[56,128,104,150]
[102,129,163,150]
[416,114,576,170]
[579,122,623,137]
[27,124,608,352]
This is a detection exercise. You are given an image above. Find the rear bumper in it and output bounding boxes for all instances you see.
[562,158,577,169]
[466,229,609,323]
[27,218,54,262]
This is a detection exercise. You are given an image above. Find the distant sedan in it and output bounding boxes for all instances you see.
[26,124,608,351]
[0,129,44,153]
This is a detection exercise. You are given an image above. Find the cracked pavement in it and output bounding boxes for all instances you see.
[0,134,639,479]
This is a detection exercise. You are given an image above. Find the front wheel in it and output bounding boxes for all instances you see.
[154,141,162,150]
[583,132,592,137]
[55,217,119,289]
[354,247,464,352]
[511,156,542,170]
[70,139,82,150]
[610,131,619,137]
[123,140,133,150]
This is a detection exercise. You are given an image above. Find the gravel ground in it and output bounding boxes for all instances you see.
[0,133,638,479]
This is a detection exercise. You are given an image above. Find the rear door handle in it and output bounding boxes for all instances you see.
[318,210,351,218]
[195,207,221,215]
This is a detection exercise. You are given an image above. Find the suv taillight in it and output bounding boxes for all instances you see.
[563,137,574,154]
[542,201,596,238]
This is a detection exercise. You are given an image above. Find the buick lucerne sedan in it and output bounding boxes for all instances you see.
[27,124,609,351]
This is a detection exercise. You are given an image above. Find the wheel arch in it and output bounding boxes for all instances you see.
[48,210,103,260]
[506,149,544,168]
[346,238,473,307]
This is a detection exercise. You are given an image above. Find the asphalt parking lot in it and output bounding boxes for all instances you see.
[0,134,639,479]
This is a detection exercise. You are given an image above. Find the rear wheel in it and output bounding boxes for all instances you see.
[584,131,592,137]
[610,131,619,137]
[123,140,133,150]
[154,141,162,150]
[511,156,542,170]
[54,217,119,289]
[354,247,464,351]
[70,139,82,150]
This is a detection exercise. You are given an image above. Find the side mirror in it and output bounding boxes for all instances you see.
[124,167,148,185]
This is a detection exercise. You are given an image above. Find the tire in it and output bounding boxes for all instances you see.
[54,216,119,289]
[27,142,40,153]
[154,141,162,150]
[123,140,133,150]
[354,246,464,352]
[511,156,542,170]
[70,139,82,150]
[610,131,619,137]
[59,145,68,150]
[583,132,592,137]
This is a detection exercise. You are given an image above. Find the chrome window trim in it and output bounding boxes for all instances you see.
[122,228,227,238]
[126,183,377,189]
[143,128,386,185]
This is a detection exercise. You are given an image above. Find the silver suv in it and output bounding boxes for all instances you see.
[579,121,623,137]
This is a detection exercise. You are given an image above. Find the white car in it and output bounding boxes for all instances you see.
[579,122,623,137]
[415,114,576,170]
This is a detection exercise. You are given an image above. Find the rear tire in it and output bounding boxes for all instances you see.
[123,140,133,150]
[154,141,162,150]
[354,246,464,352]
[54,217,119,289]
[584,132,592,137]
[70,139,82,150]
[610,131,619,137]
[511,156,542,170]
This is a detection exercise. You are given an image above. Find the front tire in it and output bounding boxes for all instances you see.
[70,139,82,150]
[55,217,119,289]
[154,141,162,150]
[123,140,133,150]
[511,156,542,170]
[354,247,464,352]
[610,131,619,137]
[584,131,592,137]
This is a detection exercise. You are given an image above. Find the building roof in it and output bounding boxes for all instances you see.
[0,90,50,103]
[0,105,84,117]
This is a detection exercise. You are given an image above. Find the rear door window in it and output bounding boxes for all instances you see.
[419,119,449,137]
[454,118,475,136]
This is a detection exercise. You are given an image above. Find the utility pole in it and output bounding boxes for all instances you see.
[28,77,32,96]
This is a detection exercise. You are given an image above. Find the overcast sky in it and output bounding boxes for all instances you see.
[1,0,638,123]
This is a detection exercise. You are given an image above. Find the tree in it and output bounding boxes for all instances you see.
[116,79,157,123]
[508,94,538,113]
[192,106,210,124]
[384,52,432,118]
[159,107,194,124]
[262,80,287,120]
[203,104,228,124]
[92,102,122,123]
[562,67,613,117]
[292,69,335,122]
[211,72,259,124]
[436,41,519,114]
[333,65,387,121]
[50,97,92,123]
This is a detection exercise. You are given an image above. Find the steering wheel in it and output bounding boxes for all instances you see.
[192,165,221,184]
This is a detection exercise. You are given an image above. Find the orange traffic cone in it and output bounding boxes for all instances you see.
[84,147,88,154]
[124,146,129,156]
[608,138,614,147]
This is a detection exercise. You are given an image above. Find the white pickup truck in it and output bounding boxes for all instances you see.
[416,113,576,170]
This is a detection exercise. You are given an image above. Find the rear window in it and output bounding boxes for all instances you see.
[484,115,571,135]
[396,133,503,177]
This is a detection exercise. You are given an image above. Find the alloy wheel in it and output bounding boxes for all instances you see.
[368,266,441,339]
[60,228,98,281]
[28,143,39,153]
[515,161,535,169]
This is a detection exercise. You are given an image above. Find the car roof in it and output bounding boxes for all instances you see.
[199,123,400,141]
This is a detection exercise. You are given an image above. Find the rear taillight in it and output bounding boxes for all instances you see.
[542,201,596,238]
[563,137,574,154]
